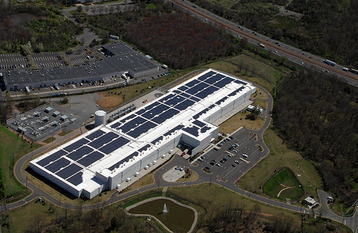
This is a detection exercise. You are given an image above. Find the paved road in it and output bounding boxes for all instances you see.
[3,77,357,231]
[172,0,358,87]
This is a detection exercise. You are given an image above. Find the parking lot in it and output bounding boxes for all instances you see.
[194,128,264,183]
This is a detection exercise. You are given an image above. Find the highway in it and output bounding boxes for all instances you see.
[171,0,358,87]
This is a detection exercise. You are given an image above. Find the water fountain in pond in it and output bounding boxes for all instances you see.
[163,203,168,214]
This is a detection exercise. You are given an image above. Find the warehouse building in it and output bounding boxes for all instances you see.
[0,42,159,91]
[29,69,256,199]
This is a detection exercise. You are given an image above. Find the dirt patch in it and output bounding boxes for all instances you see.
[96,94,123,110]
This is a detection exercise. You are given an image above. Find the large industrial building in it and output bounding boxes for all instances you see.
[30,69,256,199]
[0,42,158,91]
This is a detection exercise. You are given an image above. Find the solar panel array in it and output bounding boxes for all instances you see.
[108,71,247,140]
[34,70,249,187]
[36,130,131,186]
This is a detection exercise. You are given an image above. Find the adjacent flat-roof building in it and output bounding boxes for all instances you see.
[0,42,159,91]
[30,69,256,199]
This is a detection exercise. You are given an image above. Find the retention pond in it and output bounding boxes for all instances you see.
[126,197,197,233]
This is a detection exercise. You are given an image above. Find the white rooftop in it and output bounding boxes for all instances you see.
[30,69,255,194]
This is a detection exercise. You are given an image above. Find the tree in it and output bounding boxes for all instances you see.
[76,5,83,13]
[247,106,261,120]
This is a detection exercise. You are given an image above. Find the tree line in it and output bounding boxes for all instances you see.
[188,0,358,69]
[85,1,242,69]
[274,69,358,205]
[0,1,81,54]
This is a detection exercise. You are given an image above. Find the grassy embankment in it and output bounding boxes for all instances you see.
[0,126,42,202]
[238,127,323,199]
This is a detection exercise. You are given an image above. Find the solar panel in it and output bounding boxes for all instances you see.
[141,101,161,113]
[228,86,245,97]
[159,93,175,103]
[180,92,191,98]
[195,86,218,99]
[118,116,147,133]
[66,172,83,186]
[178,86,188,91]
[56,163,82,179]
[120,114,136,123]
[138,144,151,153]
[63,138,89,152]
[193,120,206,128]
[185,79,200,87]
[174,99,194,111]
[77,151,105,167]
[197,71,216,81]
[186,83,209,95]
[136,108,145,115]
[214,77,234,88]
[189,96,201,102]
[45,158,70,173]
[165,95,185,107]
[235,79,247,85]
[86,130,105,140]
[173,90,181,94]
[201,126,211,133]
[205,74,222,84]
[88,132,118,148]
[99,137,130,154]
[193,105,216,119]
[142,104,169,120]
[164,124,184,136]
[151,136,163,144]
[66,146,93,161]
[127,121,157,138]
[110,122,121,129]
[216,96,228,105]
[151,108,179,124]
[108,152,138,171]
[182,126,199,137]
[37,150,67,167]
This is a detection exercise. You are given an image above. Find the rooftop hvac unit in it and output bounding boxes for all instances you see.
[116,184,121,189]
[126,178,131,182]
[134,172,139,177]
[144,166,149,170]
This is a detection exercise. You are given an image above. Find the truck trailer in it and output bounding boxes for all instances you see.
[323,59,336,66]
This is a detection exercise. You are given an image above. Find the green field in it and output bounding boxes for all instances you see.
[0,126,42,201]
[42,136,56,144]
[263,167,304,200]
[238,127,323,199]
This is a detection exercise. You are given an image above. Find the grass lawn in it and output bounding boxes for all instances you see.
[58,130,73,136]
[238,127,323,199]
[105,74,179,106]
[219,113,264,134]
[0,126,42,201]
[263,167,304,200]
[96,93,123,110]
[251,87,268,100]
[176,169,199,183]
[167,183,301,224]
[252,100,268,109]
[42,137,56,144]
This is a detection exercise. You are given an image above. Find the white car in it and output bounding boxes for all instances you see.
[242,154,248,158]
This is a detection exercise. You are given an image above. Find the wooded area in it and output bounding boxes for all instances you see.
[0,2,81,54]
[85,2,242,69]
[189,0,358,68]
[274,70,358,204]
